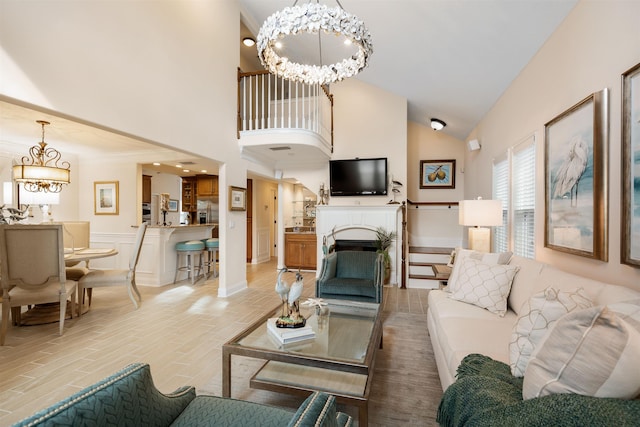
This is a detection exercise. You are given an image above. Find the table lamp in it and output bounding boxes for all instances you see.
[459,198,502,253]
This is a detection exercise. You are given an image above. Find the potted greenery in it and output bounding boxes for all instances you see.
[375,227,397,284]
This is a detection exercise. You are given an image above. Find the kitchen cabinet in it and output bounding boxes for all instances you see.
[182,177,197,213]
[284,233,317,270]
[142,175,152,203]
[196,175,218,197]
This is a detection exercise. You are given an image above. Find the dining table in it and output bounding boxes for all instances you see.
[64,247,118,265]
[18,248,119,326]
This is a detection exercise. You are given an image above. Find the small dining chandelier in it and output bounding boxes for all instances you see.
[13,120,71,193]
[257,0,373,86]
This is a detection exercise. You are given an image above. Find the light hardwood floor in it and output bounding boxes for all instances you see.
[0,260,442,426]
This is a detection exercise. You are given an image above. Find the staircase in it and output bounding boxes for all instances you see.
[407,246,453,289]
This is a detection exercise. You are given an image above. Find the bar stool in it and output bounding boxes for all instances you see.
[202,238,219,279]
[174,240,205,285]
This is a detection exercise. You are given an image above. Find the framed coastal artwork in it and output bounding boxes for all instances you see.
[94,181,119,215]
[622,62,640,267]
[544,89,608,261]
[419,159,456,189]
[168,199,179,212]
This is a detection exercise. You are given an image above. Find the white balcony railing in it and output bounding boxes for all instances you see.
[237,69,333,152]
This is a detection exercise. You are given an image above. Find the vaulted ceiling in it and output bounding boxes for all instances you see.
[239,0,578,140]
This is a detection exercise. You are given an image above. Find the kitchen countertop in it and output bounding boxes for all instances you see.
[284,227,316,235]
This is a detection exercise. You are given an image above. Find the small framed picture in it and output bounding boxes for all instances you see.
[229,186,247,211]
[420,159,456,189]
[94,181,119,215]
[168,199,179,212]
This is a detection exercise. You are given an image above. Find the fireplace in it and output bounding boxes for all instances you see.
[315,205,401,285]
[335,239,377,252]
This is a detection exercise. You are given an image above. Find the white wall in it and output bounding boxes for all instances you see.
[0,1,247,295]
[465,0,640,289]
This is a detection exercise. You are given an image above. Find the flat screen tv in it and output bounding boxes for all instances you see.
[329,157,388,196]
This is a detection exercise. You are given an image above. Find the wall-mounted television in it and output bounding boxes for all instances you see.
[329,157,388,196]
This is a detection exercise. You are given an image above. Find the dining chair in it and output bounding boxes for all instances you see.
[78,223,147,314]
[63,221,91,281]
[0,223,77,346]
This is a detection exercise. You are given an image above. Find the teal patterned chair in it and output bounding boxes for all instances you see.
[316,250,385,303]
[12,363,352,427]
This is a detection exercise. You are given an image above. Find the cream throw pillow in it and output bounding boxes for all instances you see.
[449,257,519,317]
[509,287,592,377]
[446,248,513,294]
[523,299,640,400]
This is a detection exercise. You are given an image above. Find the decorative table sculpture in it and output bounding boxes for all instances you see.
[274,268,306,328]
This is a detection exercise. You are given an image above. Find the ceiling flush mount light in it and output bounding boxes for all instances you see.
[431,118,446,131]
[242,37,256,47]
[13,120,70,193]
[257,1,373,85]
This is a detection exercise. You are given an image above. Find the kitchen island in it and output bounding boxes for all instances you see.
[134,223,218,286]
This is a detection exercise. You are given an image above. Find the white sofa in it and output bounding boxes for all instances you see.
[427,254,640,391]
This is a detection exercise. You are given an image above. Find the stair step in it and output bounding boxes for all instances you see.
[409,261,435,267]
[409,252,450,264]
[406,277,440,289]
[409,265,435,276]
[409,246,454,255]
[409,274,440,280]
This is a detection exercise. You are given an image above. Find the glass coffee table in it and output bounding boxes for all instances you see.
[222,299,383,426]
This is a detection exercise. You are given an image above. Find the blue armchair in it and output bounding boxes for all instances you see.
[316,250,385,303]
[12,363,352,427]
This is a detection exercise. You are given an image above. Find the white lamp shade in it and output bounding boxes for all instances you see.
[13,164,70,183]
[459,199,502,227]
[18,183,60,205]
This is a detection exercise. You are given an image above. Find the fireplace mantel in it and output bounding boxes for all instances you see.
[315,205,402,285]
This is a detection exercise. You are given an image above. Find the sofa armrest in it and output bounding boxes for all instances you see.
[319,252,338,281]
[316,252,338,297]
[287,391,352,427]
[13,363,196,427]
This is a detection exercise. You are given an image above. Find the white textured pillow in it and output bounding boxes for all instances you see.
[446,249,513,294]
[509,287,592,377]
[449,257,519,317]
[523,299,640,400]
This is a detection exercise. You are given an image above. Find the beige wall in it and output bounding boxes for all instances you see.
[465,0,640,289]
[296,78,408,205]
[406,121,466,247]
[407,121,465,202]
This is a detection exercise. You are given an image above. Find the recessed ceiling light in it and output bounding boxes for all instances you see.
[175,164,182,168]
[242,37,256,47]
[183,169,190,173]
[200,169,207,173]
[153,162,160,166]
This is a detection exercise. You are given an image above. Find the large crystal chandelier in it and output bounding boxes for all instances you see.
[257,1,373,86]
[13,120,71,193]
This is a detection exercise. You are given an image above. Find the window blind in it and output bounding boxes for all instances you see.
[512,141,536,258]
[492,155,509,253]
